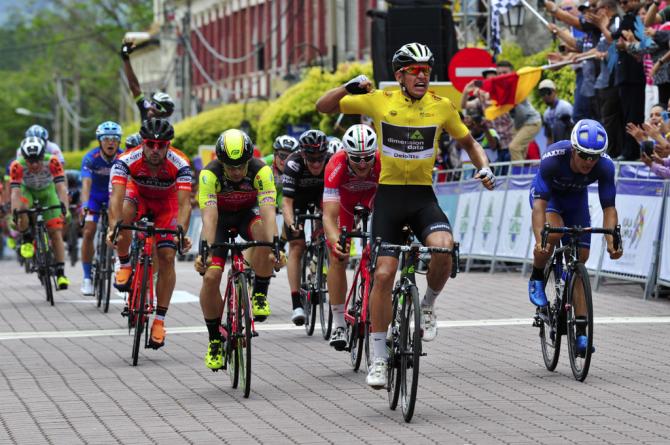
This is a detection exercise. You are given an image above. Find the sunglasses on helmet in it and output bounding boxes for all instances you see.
[144,139,170,150]
[348,154,375,164]
[401,65,431,76]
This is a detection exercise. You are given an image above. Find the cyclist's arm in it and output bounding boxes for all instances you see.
[122,57,142,99]
[80,178,92,210]
[322,200,340,247]
[55,181,68,209]
[108,183,125,228]
[200,205,217,247]
[177,189,192,233]
[282,196,295,228]
[259,205,278,241]
[316,85,348,114]
[456,133,490,171]
[602,206,619,248]
[531,198,549,245]
[255,165,278,240]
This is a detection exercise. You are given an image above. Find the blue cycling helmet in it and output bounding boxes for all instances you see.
[570,119,608,156]
[96,121,123,140]
[25,124,49,141]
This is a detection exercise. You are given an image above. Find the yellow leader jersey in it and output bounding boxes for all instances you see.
[340,89,469,186]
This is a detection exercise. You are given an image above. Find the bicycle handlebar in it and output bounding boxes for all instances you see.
[541,223,622,251]
[376,237,453,255]
[111,221,185,254]
[14,203,65,220]
[198,235,282,277]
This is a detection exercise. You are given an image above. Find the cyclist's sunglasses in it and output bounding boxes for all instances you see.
[401,64,431,76]
[348,154,375,164]
[144,139,170,150]
[576,150,600,161]
[276,151,291,160]
[100,135,121,142]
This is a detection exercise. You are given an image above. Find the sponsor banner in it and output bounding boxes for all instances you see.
[598,180,664,276]
[434,181,460,223]
[470,179,507,256]
[658,185,670,282]
[496,177,534,260]
[585,185,604,270]
[451,180,483,255]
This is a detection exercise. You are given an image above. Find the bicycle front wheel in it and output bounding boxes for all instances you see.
[399,285,421,422]
[102,245,114,313]
[301,249,315,336]
[131,256,150,366]
[540,259,562,371]
[566,263,593,382]
[236,275,253,398]
[387,288,401,411]
[36,226,54,306]
[347,278,363,371]
[317,246,332,340]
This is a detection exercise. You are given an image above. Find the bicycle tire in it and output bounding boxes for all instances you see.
[400,285,421,422]
[387,288,401,410]
[347,279,363,371]
[301,249,315,336]
[226,275,240,388]
[68,222,78,267]
[37,225,54,306]
[317,246,333,340]
[131,255,149,366]
[567,263,593,382]
[236,276,253,398]
[103,246,113,313]
[94,236,104,308]
[540,259,562,371]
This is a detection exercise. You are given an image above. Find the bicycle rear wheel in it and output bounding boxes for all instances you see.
[540,259,562,371]
[317,247,332,340]
[567,263,593,382]
[102,245,114,313]
[131,256,149,366]
[387,288,401,411]
[236,276,253,398]
[399,285,421,422]
[301,249,315,336]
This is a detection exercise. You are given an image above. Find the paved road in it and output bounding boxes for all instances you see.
[1,258,670,444]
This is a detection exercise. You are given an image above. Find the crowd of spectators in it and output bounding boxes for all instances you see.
[434,0,670,180]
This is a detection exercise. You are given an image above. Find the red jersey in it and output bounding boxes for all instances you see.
[110,146,192,200]
[323,150,380,228]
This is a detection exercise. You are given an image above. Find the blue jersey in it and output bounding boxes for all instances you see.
[81,147,122,194]
[531,140,616,209]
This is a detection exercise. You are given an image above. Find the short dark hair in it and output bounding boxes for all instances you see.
[496,60,514,70]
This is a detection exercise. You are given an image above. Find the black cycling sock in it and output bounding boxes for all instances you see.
[291,291,302,309]
[530,267,544,281]
[156,306,168,321]
[205,318,222,341]
[118,254,130,266]
[56,263,65,277]
[253,275,271,297]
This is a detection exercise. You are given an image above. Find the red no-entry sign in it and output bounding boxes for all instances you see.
[448,48,495,92]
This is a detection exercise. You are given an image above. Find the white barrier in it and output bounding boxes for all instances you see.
[452,180,483,255]
[495,177,534,260]
[469,179,507,257]
[658,183,670,284]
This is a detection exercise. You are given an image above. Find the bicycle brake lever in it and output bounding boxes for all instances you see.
[614,224,622,251]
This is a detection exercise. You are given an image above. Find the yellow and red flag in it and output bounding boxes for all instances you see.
[480,66,543,120]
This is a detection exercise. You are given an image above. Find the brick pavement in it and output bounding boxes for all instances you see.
[1,258,670,444]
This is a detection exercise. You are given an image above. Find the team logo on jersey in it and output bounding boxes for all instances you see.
[410,130,424,141]
[389,110,397,116]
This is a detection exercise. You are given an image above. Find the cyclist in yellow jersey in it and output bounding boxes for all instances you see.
[194,129,281,370]
[317,42,496,388]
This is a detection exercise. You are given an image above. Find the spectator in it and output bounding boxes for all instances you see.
[496,61,542,161]
[538,79,574,144]
[641,149,670,177]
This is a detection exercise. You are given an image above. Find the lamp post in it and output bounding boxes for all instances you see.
[283,43,325,83]
[15,108,55,121]
[501,3,526,35]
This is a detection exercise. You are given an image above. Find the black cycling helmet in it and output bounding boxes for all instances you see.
[272,135,299,152]
[140,118,174,141]
[298,129,328,154]
[125,133,143,150]
[215,129,254,166]
[150,91,175,117]
[20,136,46,161]
[392,42,434,73]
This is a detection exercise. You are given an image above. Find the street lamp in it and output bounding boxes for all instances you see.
[15,107,55,120]
[501,4,526,35]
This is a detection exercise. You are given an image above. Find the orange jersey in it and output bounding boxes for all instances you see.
[110,146,192,200]
[10,155,65,190]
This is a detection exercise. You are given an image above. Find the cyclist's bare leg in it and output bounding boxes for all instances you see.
[81,220,96,264]
[572,247,590,318]
[370,255,398,339]
[155,246,176,309]
[423,231,454,298]
[47,226,66,264]
[327,250,347,307]
[200,266,224,319]
[115,200,137,257]
[532,212,563,270]
[287,239,306,293]
[249,220,274,277]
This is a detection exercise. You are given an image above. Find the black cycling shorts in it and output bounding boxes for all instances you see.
[371,184,452,257]
[212,207,261,262]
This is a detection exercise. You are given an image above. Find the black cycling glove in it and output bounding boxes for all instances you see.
[344,75,370,95]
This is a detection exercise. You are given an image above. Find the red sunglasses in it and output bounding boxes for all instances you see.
[144,139,170,150]
[401,65,431,76]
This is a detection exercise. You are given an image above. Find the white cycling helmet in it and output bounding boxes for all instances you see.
[570,119,608,156]
[327,137,343,154]
[342,124,377,156]
[20,136,46,160]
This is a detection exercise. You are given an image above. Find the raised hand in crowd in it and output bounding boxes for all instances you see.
[625,123,646,144]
